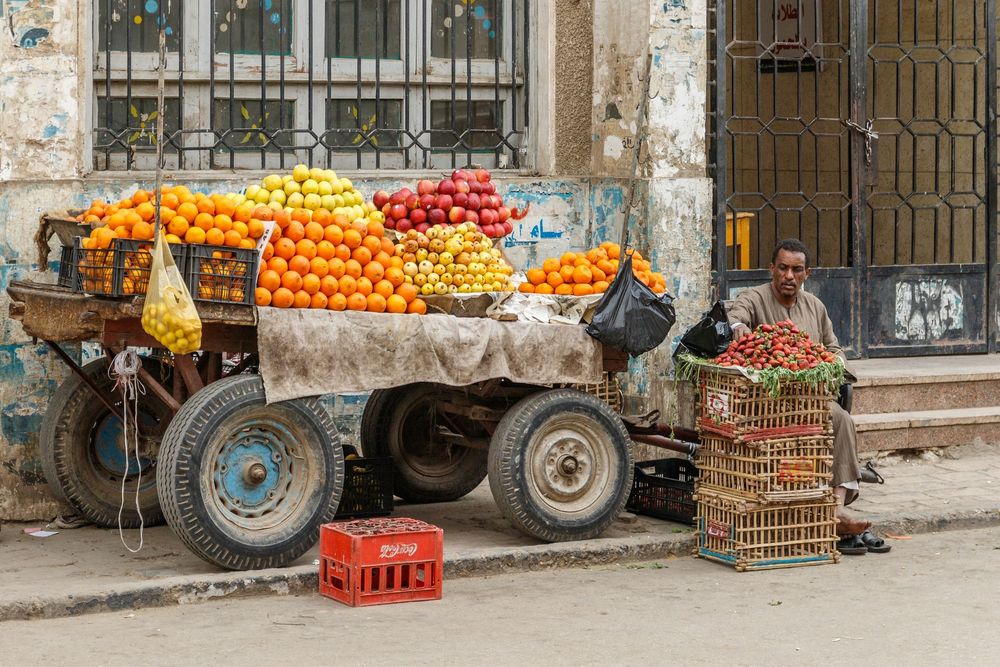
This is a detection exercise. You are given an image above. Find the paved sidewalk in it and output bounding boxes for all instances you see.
[1,442,999,622]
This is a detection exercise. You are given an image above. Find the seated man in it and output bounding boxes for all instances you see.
[727,238,889,555]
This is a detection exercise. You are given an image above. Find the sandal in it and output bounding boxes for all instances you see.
[859,529,891,553]
[836,534,868,555]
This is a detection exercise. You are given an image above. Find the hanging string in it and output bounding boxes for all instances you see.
[110,349,146,553]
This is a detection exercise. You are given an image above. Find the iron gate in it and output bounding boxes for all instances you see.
[710,0,997,357]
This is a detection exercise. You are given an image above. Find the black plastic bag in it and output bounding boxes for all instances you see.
[673,300,733,359]
[586,252,676,357]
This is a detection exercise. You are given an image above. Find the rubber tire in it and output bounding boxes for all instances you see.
[488,388,633,542]
[157,375,344,570]
[39,356,170,528]
[360,383,488,503]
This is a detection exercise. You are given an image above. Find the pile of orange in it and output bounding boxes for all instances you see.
[518,242,667,295]
[255,208,427,314]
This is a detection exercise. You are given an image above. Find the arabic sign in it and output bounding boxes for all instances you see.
[758,1,819,63]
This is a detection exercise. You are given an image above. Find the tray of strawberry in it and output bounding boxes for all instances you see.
[713,320,839,371]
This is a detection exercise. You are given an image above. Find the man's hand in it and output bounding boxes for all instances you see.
[732,322,751,338]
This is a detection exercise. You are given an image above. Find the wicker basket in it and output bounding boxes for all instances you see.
[696,366,832,442]
[568,374,622,414]
[694,489,839,571]
[696,434,834,503]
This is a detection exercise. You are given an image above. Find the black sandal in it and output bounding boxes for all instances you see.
[836,535,868,555]
[859,530,892,553]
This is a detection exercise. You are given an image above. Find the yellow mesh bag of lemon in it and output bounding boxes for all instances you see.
[141,230,202,354]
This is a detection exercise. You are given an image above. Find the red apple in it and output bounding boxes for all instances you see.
[389,191,406,206]
[382,203,392,217]
[452,169,472,182]
[405,194,420,210]
[435,194,453,211]
[373,190,391,209]
[453,192,468,208]
[466,193,481,211]
[497,206,511,222]
[437,179,456,196]
[417,179,437,196]
[415,222,430,234]
[464,210,479,225]
[419,193,436,210]
[454,179,471,194]
[428,208,447,226]
[479,208,496,225]
[396,218,413,233]
[482,224,496,237]
[448,206,466,224]
[383,217,396,230]
[475,169,491,183]
[501,221,513,235]
[390,204,408,220]
[468,179,482,195]
[410,208,427,225]
[482,181,496,196]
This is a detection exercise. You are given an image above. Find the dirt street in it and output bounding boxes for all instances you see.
[1,526,996,666]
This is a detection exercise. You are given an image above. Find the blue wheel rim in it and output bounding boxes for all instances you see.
[93,411,156,477]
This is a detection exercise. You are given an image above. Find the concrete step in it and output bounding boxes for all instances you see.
[855,406,1000,453]
[850,354,1000,414]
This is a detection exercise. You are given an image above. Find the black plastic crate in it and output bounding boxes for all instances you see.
[113,237,172,297]
[625,458,698,525]
[71,236,116,296]
[57,244,76,288]
[335,456,394,519]
[186,243,257,305]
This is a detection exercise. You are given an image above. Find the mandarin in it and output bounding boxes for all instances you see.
[572,265,593,284]
[176,202,198,223]
[384,266,404,288]
[185,227,207,244]
[316,240,336,260]
[344,259,363,279]
[352,246,372,265]
[281,270,303,292]
[546,272,564,288]
[535,283,554,294]
[374,279,394,300]
[167,217,190,238]
[526,268,546,286]
[542,258,560,274]
[519,282,535,293]
[555,284,574,295]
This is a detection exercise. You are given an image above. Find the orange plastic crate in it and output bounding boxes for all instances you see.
[319,517,443,607]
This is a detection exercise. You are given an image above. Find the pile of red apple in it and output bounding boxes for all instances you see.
[373,169,529,239]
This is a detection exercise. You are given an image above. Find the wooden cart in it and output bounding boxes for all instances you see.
[7,280,646,571]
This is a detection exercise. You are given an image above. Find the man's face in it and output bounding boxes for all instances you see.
[770,249,810,300]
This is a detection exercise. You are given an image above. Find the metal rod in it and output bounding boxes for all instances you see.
[45,341,125,422]
[629,434,699,458]
[986,0,998,353]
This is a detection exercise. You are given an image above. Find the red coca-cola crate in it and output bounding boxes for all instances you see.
[319,517,443,607]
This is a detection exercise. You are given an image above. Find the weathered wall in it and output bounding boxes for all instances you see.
[0,0,714,519]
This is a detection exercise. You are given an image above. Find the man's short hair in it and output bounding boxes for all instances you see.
[771,238,810,267]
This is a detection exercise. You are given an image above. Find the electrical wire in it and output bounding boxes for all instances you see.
[109,349,146,553]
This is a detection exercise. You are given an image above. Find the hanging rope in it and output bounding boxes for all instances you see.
[109,349,146,553]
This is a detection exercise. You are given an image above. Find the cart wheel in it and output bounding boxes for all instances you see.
[360,384,488,503]
[157,375,343,570]
[488,388,633,542]
[39,356,172,528]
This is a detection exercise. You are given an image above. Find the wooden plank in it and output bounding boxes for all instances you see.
[174,354,204,395]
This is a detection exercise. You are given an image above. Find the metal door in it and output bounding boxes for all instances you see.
[710,0,997,357]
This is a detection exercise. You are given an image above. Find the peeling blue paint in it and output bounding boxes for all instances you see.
[42,113,68,138]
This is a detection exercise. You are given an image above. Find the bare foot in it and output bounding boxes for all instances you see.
[835,511,871,537]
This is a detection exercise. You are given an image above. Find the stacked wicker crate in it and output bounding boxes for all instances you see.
[692,367,840,571]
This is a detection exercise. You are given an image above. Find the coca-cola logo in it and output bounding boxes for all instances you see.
[379,543,418,559]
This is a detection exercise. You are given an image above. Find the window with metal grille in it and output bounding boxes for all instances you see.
[92,0,530,172]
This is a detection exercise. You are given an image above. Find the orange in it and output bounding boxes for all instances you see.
[362,235,382,255]
[316,240,336,261]
[320,275,339,296]
[328,258,346,280]
[351,246,372,265]
[535,283,555,295]
[184,227,207,244]
[310,292,328,309]
[367,220,385,238]
[93,228,115,249]
[366,293,387,313]
[247,219,265,240]
[293,290,311,309]
[355,277,373,297]
[338,275,358,296]
[274,238,297,260]
[559,265,575,284]
[167,217,189,238]
[253,206,273,222]
[311,209,332,227]
[205,228,226,246]
[214,214,233,233]
[255,287,272,306]
[290,208,311,225]
[193,212,214,231]
[560,252,577,267]
[159,208,176,225]
[591,266,607,282]
[373,251,392,268]
[115,226,131,239]
[384,267,404,288]
[572,265,593,284]
[131,189,149,205]
[333,214,351,230]
[346,292,368,311]
[295,239,317,260]
[132,221,154,241]
[343,229,363,250]
[289,255,311,276]
[546,272,564,288]
[304,222,324,244]
[324,225,344,245]
[302,273,321,295]
[380,237,396,256]
[335,244,352,262]
[395,283,418,304]
[363,261,384,283]
[268,256,288,275]
[197,198,216,215]
[281,270,303,292]
[259,269,281,292]
[310,257,329,278]
[349,218,368,236]
[542,258,560,274]
[222,230,241,247]
[262,242,274,261]
[233,220,249,238]
[135,202,155,222]
[344,259,363,279]
[328,292,348,311]
[573,256,592,268]
[176,202,198,223]
[572,283,594,296]
[386,294,407,314]
[233,204,254,223]
[285,221,305,243]
[526,268,546,286]
[388,256,404,270]
[592,280,610,293]
[118,198,134,209]
[607,244,621,260]
[519,282,535,293]
[554,283,574,295]
[596,259,615,276]
[215,197,236,218]
[271,287,294,308]
[160,193,180,210]
[374,279,394,300]
[406,298,427,315]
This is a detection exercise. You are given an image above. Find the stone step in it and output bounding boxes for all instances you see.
[854,406,1000,453]
[850,354,1000,414]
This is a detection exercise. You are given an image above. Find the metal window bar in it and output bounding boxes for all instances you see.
[93,0,528,171]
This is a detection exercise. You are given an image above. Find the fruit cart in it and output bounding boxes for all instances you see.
[7,279,636,571]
